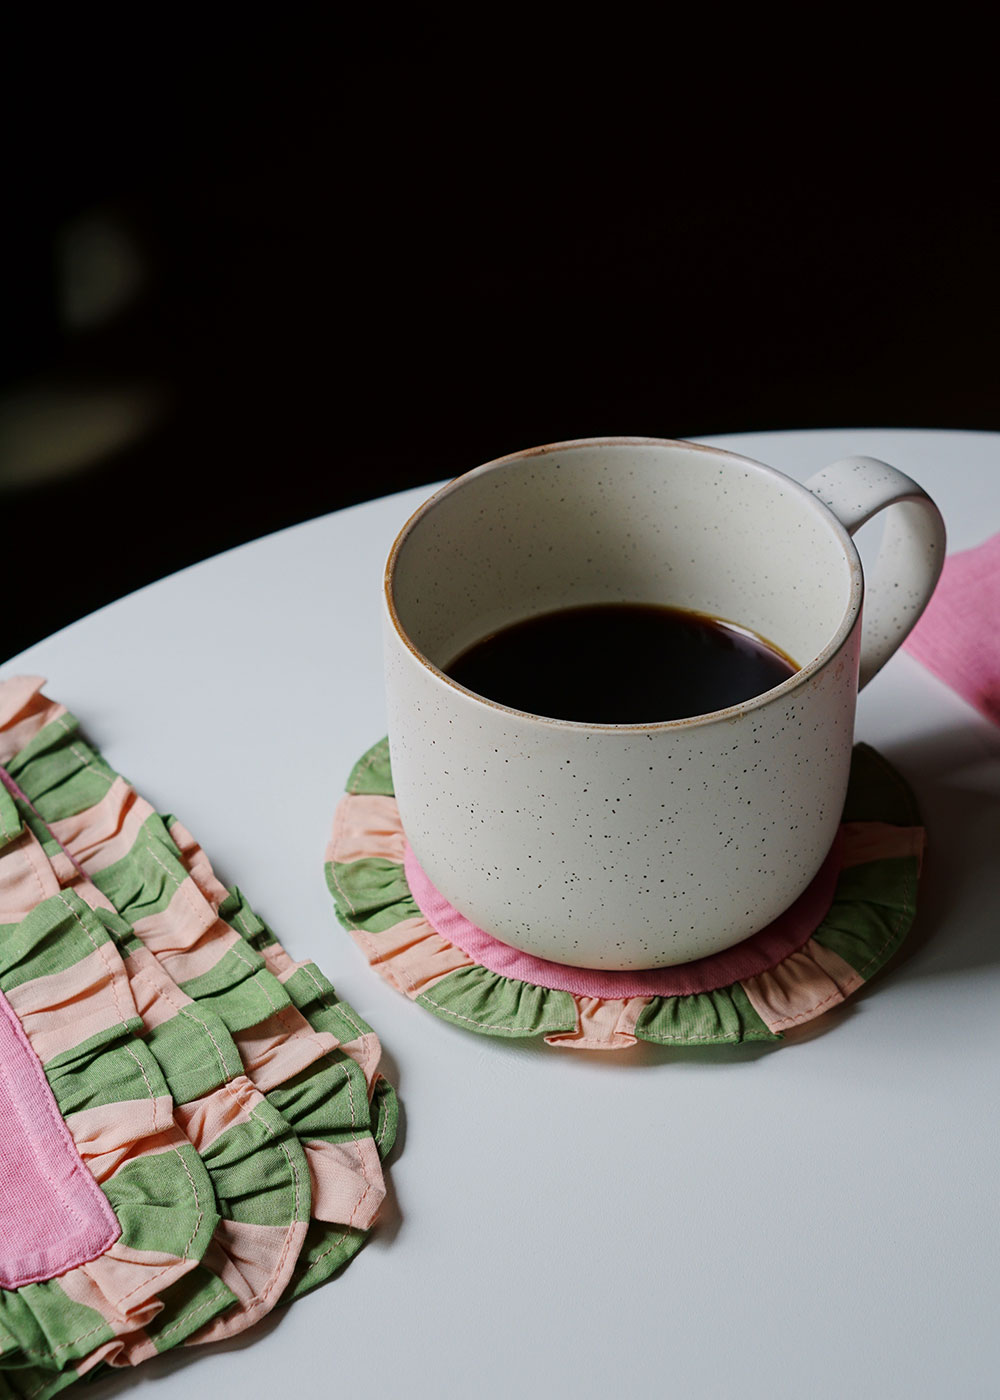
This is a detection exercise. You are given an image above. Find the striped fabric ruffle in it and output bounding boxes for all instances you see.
[0,678,397,1400]
[326,737,924,1051]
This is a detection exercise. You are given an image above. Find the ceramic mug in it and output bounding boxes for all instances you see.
[382,437,945,970]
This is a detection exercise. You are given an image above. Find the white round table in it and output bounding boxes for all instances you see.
[7,430,1000,1400]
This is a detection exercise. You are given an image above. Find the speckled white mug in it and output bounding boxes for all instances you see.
[383,437,945,970]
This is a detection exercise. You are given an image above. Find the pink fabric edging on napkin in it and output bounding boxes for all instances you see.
[403,832,843,999]
[0,988,121,1289]
[903,532,1000,724]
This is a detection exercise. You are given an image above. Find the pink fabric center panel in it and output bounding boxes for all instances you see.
[403,830,843,998]
[0,988,121,1289]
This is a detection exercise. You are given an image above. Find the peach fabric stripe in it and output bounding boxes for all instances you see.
[5,940,138,1064]
[121,943,240,1093]
[352,913,478,997]
[305,1136,385,1228]
[76,1332,158,1374]
[335,1032,384,1092]
[328,794,408,866]
[0,674,49,726]
[71,874,118,915]
[195,1218,310,1344]
[544,995,651,1050]
[0,988,121,1288]
[258,944,386,1086]
[128,876,217,952]
[168,819,232,906]
[841,820,926,870]
[125,882,248,994]
[85,1129,192,1188]
[0,675,68,764]
[741,938,865,1032]
[49,779,156,875]
[263,943,299,979]
[232,1011,340,1094]
[122,949,194,1030]
[143,919,243,987]
[51,847,86,886]
[172,1076,313,1345]
[64,1095,177,1181]
[174,1078,258,1151]
[57,1238,195,1329]
[0,827,61,919]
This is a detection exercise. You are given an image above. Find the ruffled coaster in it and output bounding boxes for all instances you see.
[0,679,399,1400]
[326,739,925,1052]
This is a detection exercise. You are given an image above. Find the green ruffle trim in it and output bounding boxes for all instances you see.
[0,891,230,1384]
[328,739,922,1049]
[0,707,398,1389]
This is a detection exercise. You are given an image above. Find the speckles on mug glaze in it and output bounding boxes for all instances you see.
[383,440,939,969]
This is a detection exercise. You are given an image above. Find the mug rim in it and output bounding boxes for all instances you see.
[383,435,864,732]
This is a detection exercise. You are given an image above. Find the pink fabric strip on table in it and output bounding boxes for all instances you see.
[903,532,1000,724]
[403,831,843,999]
[0,987,121,1289]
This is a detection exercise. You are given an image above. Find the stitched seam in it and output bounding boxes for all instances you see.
[327,865,400,1017]
[21,838,50,905]
[339,1060,362,1149]
[54,893,132,1028]
[51,780,121,863]
[24,1319,110,1366]
[239,1101,304,1313]
[112,1136,205,1306]
[417,990,567,1034]
[127,960,230,1072]
[233,1003,304,1070]
[152,1292,227,1344]
[761,982,854,1031]
[54,718,111,786]
[342,908,418,998]
[330,861,443,1019]
[373,1079,392,1150]
[140,850,279,1014]
[130,834,269,1007]
[15,1051,205,1362]
[144,841,205,924]
[328,861,360,919]
[296,1230,352,1280]
[348,744,388,795]
[295,1058,377,1227]
[1,757,87,879]
[765,870,917,1029]
[854,864,917,977]
[297,958,367,1040]
[638,1028,746,1044]
[178,1007,234,1080]
[330,798,347,861]
[227,905,283,1010]
[335,1061,374,1215]
[0,1016,94,1241]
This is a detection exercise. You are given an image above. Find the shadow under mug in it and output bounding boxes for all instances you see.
[383,437,945,970]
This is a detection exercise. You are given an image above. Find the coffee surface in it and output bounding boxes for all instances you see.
[444,603,797,723]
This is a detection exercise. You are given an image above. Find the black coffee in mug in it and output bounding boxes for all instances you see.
[444,603,797,723]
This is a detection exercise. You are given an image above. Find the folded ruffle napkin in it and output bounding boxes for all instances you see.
[904,532,1000,723]
[0,679,397,1400]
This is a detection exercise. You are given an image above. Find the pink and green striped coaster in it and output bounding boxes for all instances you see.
[326,741,924,1051]
[0,679,398,1400]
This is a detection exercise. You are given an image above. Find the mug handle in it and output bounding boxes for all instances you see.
[804,456,947,689]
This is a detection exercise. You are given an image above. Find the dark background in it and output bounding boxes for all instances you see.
[3,21,997,662]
